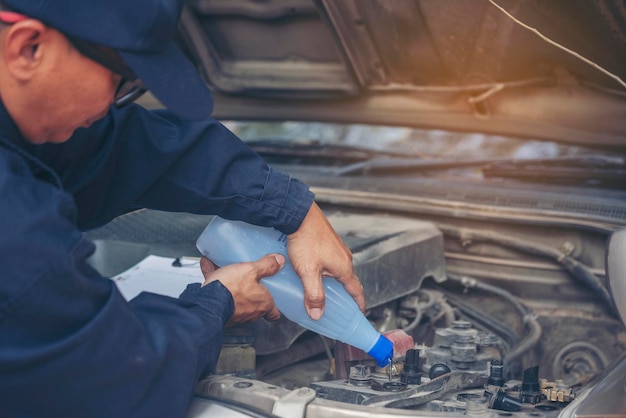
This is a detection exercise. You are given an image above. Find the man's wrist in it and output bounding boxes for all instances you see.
[265,168,315,234]
[179,280,235,325]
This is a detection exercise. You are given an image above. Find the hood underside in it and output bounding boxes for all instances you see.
[174,0,626,147]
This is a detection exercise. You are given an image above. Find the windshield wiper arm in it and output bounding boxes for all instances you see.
[334,154,625,181]
[248,140,487,175]
[334,157,502,175]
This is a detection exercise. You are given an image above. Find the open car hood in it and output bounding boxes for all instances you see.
[174,0,626,148]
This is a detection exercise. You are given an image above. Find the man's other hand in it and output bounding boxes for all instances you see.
[200,255,283,324]
[287,203,366,320]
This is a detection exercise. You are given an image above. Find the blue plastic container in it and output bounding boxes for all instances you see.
[196,216,393,367]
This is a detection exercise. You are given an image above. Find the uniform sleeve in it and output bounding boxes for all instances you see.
[35,104,315,234]
[0,149,235,418]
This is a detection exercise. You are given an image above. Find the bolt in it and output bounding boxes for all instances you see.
[297,388,314,397]
[349,364,372,386]
[560,241,575,256]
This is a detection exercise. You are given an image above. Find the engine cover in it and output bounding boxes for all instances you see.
[254,212,446,354]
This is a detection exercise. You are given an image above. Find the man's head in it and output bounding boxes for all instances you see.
[0,0,213,144]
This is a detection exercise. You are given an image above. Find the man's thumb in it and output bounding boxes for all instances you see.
[254,253,285,281]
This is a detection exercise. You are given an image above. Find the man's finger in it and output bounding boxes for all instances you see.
[340,273,366,313]
[252,254,285,280]
[300,272,325,320]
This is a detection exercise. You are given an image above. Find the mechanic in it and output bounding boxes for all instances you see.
[0,0,365,416]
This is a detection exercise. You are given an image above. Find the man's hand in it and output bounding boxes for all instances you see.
[287,202,366,320]
[200,255,284,324]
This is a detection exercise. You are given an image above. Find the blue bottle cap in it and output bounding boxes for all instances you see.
[367,334,394,367]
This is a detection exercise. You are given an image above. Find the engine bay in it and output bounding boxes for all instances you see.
[87,202,626,417]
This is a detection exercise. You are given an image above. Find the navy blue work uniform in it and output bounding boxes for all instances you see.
[0,100,314,417]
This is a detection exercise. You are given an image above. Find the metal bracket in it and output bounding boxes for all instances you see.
[272,387,317,418]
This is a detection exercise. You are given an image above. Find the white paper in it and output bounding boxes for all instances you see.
[111,255,204,301]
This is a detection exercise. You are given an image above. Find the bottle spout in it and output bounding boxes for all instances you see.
[367,334,394,367]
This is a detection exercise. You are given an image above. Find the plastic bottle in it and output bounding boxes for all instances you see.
[196,216,393,367]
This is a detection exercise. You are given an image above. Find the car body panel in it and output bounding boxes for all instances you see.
[166,0,626,147]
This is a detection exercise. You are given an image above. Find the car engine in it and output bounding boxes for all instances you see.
[87,205,626,417]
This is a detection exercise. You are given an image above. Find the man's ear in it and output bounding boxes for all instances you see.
[2,19,50,81]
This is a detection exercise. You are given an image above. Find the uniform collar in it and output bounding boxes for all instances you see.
[0,99,63,188]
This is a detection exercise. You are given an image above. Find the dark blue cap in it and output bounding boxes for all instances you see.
[4,0,213,120]
[367,334,394,368]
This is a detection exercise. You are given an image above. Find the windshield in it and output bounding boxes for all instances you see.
[223,121,626,190]
[224,121,601,160]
